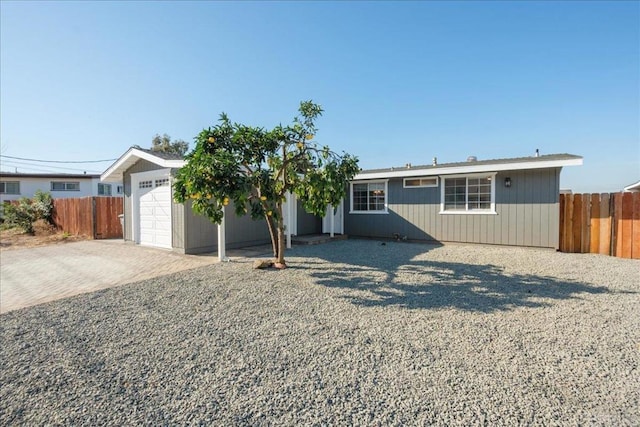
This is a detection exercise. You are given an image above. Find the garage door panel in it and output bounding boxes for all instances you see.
[135,172,173,249]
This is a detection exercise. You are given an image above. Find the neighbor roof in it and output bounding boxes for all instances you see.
[623,180,640,192]
[0,172,101,179]
[101,147,186,182]
[354,153,583,180]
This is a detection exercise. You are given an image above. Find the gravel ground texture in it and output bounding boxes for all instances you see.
[1,239,639,426]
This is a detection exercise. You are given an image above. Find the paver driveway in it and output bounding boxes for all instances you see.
[0,240,219,313]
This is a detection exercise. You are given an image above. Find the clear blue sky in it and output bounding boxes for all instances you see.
[1,1,638,192]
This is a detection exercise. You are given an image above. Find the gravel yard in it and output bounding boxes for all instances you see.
[1,239,639,426]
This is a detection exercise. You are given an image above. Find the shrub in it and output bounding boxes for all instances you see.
[32,190,53,222]
[3,198,36,234]
[2,191,54,234]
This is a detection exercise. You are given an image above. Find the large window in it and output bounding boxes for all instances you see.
[441,174,495,214]
[51,181,80,191]
[350,180,388,213]
[98,183,112,196]
[0,181,20,194]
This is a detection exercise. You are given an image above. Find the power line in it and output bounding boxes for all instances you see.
[0,160,102,174]
[0,155,117,163]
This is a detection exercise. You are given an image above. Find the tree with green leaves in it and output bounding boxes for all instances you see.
[151,133,189,156]
[173,101,359,268]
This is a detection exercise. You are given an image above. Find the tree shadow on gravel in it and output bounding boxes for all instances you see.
[295,241,614,312]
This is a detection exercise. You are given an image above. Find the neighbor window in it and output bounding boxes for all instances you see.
[441,174,495,214]
[98,183,112,196]
[51,181,80,191]
[350,180,388,213]
[116,185,124,195]
[404,177,438,188]
[0,181,20,194]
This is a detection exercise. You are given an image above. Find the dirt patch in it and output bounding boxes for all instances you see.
[0,220,88,251]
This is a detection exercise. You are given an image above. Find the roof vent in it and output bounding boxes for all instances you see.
[535,149,540,157]
[467,156,477,162]
[432,157,437,166]
[406,163,412,168]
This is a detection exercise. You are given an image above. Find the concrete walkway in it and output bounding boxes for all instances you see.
[0,240,269,314]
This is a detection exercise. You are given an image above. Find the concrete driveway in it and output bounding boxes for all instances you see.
[0,240,220,313]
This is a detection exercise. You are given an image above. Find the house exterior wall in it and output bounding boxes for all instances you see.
[182,201,271,254]
[123,158,271,254]
[296,200,322,235]
[0,176,123,202]
[344,168,561,249]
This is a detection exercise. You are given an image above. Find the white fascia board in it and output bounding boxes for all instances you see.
[353,158,583,180]
[101,148,185,182]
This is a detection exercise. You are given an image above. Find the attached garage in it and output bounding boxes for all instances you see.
[101,147,322,254]
[132,169,172,249]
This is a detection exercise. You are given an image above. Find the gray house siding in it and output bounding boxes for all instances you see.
[296,200,322,235]
[181,201,271,255]
[344,168,561,249]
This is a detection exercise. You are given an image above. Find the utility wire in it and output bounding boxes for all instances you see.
[0,160,102,174]
[0,154,117,163]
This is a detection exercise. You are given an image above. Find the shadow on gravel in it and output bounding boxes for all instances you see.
[300,241,611,312]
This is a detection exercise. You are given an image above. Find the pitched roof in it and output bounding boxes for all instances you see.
[133,146,185,161]
[355,153,583,180]
[101,147,186,182]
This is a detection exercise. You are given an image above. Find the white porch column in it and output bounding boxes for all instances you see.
[330,204,335,238]
[286,192,292,249]
[218,206,226,261]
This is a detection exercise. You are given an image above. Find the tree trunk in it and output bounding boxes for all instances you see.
[264,215,278,258]
[275,203,286,267]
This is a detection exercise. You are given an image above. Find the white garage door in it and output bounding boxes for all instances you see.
[136,174,172,249]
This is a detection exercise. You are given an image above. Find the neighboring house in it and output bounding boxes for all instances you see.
[0,172,124,203]
[623,181,640,192]
[343,153,583,249]
[101,147,320,254]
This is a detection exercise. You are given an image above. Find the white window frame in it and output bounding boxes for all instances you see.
[0,181,20,195]
[403,177,438,188]
[98,183,112,196]
[349,179,389,214]
[51,181,80,191]
[439,173,497,215]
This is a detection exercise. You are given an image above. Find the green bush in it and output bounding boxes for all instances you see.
[3,198,36,234]
[2,191,54,234]
[32,190,53,222]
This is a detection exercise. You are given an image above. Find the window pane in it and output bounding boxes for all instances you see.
[353,184,368,211]
[0,181,20,194]
[405,179,420,187]
[444,178,467,210]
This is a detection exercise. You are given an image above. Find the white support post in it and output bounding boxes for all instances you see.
[286,192,292,249]
[218,206,226,261]
[330,204,335,238]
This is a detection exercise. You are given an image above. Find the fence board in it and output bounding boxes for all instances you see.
[589,194,600,254]
[619,193,633,259]
[52,197,122,239]
[598,193,611,255]
[560,192,638,259]
[570,195,582,253]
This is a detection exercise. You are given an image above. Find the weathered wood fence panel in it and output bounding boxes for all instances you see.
[52,197,123,239]
[559,192,640,259]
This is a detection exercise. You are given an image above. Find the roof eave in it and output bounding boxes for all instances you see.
[354,157,583,180]
[101,148,186,182]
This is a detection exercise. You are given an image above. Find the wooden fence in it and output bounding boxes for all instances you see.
[52,197,123,239]
[559,192,640,259]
